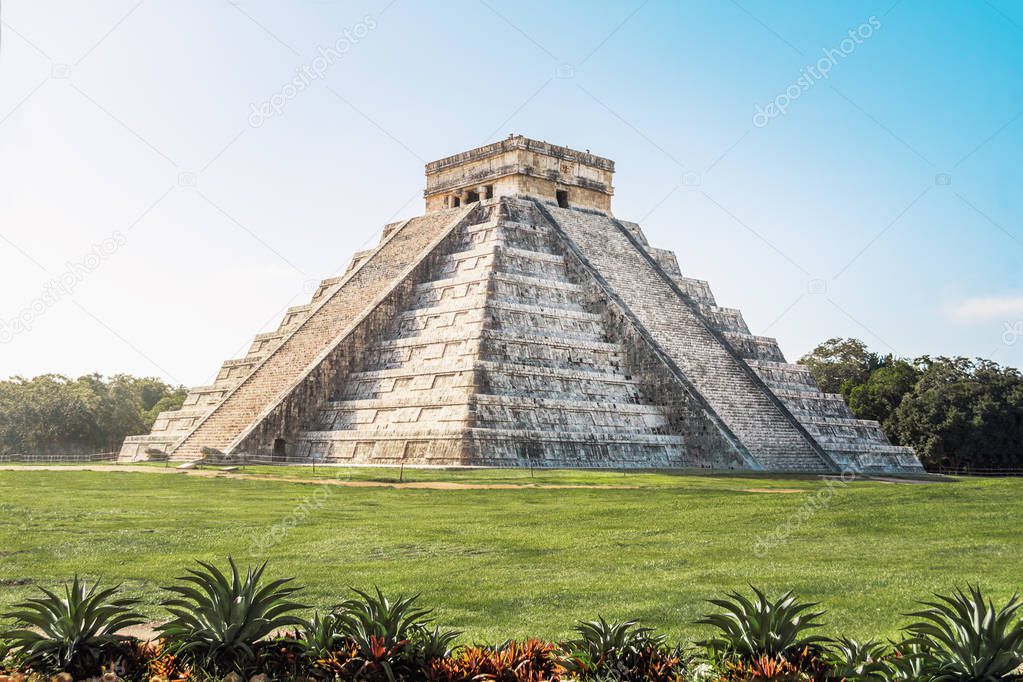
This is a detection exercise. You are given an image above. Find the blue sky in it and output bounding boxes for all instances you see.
[1,0,1021,387]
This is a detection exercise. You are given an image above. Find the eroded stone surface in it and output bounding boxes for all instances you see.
[120,138,923,473]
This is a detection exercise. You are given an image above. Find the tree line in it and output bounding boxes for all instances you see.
[798,338,1023,471]
[1,343,1020,469]
[0,374,186,456]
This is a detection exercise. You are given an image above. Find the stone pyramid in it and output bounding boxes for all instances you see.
[121,136,923,473]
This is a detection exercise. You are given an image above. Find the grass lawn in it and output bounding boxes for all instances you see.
[0,465,1019,643]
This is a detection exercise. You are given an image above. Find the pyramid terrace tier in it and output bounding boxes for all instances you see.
[395,300,609,344]
[411,272,589,313]
[338,362,642,404]
[314,394,669,435]
[294,428,690,468]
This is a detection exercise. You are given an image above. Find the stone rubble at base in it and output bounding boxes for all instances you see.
[120,136,923,474]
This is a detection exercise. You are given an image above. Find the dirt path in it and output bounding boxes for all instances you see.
[2,464,921,492]
[0,464,638,491]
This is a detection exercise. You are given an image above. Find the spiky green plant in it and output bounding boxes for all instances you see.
[696,585,829,660]
[410,624,461,662]
[574,617,665,657]
[335,588,432,651]
[903,585,1023,681]
[826,637,890,680]
[888,638,935,682]
[0,576,143,677]
[299,611,344,660]
[334,588,436,679]
[157,557,306,674]
[559,616,668,677]
[0,638,12,668]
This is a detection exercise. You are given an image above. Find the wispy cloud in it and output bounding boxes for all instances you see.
[947,295,1023,322]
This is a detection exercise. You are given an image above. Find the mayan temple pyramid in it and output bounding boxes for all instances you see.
[121,136,923,473]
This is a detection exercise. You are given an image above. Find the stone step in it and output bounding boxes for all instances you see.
[182,384,235,408]
[480,330,624,371]
[469,428,689,468]
[748,361,820,392]
[775,390,854,419]
[801,417,890,445]
[291,427,690,467]
[826,444,925,473]
[150,406,207,434]
[410,271,588,312]
[315,394,472,431]
[440,241,567,268]
[668,274,717,306]
[340,365,476,400]
[278,303,314,332]
[474,395,668,432]
[337,357,641,403]
[214,357,261,383]
[478,360,640,401]
[118,434,180,462]
[315,391,667,436]
[391,300,606,343]
[827,442,918,456]
[465,220,559,254]
[468,428,686,447]
[698,305,751,335]
[721,331,786,362]
[484,302,606,341]
[294,430,468,464]
[366,326,620,361]
[361,334,480,373]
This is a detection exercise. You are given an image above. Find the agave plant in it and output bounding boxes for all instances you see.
[902,585,1023,681]
[299,610,345,660]
[575,617,665,657]
[696,585,829,660]
[333,587,441,679]
[157,557,306,673]
[410,624,461,662]
[559,616,667,676]
[826,637,890,680]
[888,638,936,682]
[0,638,12,668]
[335,588,432,649]
[0,576,143,677]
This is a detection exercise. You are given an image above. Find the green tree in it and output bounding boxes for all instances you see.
[887,357,1023,470]
[0,374,186,456]
[847,359,919,428]
[798,338,881,397]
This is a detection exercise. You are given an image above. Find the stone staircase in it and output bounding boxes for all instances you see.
[293,198,688,467]
[747,360,922,472]
[119,272,353,460]
[546,205,836,472]
[592,214,922,474]
[119,207,474,462]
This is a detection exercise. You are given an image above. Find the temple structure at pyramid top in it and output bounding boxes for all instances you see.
[424,135,615,213]
[121,136,924,474]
